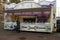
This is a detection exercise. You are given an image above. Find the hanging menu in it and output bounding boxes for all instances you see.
[44,11,50,14]
[33,12,41,14]
[9,13,12,15]
[14,12,41,15]
[14,13,21,15]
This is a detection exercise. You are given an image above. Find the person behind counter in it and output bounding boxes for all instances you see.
[16,17,20,33]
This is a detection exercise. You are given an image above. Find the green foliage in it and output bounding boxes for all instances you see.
[10,0,20,3]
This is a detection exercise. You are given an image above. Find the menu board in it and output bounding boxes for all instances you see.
[14,13,21,15]
[14,12,41,15]
[43,11,50,15]
[8,8,51,16]
[9,11,50,15]
[9,13,12,15]
[22,12,32,14]
[33,12,41,14]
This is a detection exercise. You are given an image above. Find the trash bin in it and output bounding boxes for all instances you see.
[57,20,60,32]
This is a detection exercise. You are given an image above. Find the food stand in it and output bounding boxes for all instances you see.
[4,1,56,33]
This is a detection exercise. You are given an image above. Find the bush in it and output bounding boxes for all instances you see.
[10,0,20,3]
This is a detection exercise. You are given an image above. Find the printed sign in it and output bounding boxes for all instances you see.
[44,11,50,14]
[14,12,41,15]
[22,12,32,14]
[33,12,41,14]
[14,13,21,15]
[9,13,12,15]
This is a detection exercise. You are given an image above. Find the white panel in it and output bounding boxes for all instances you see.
[20,23,52,32]
[8,3,16,8]
[56,0,60,7]
[14,2,41,9]
[32,3,41,8]
[56,8,58,17]
[46,0,55,1]
[22,3,32,8]
[14,4,22,9]
[40,1,51,5]
[5,3,16,10]
[58,8,60,17]
[34,0,39,3]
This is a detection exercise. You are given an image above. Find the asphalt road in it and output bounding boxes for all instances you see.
[0,27,60,40]
[0,24,60,40]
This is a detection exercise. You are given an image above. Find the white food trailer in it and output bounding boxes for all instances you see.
[4,1,56,33]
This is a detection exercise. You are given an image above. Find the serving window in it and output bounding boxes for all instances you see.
[23,18,36,23]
